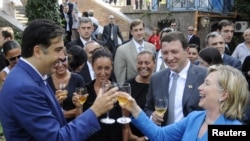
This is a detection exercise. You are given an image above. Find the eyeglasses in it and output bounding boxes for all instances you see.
[9,55,21,62]
[171,25,176,27]
[188,29,194,31]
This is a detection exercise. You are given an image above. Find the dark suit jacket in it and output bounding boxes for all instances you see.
[102,24,124,47]
[188,35,200,47]
[59,2,73,14]
[78,62,92,85]
[65,38,104,50]
[144,64,207,126]
[223,54,241,70]
[60,12,73,32]
[0,59,100,140]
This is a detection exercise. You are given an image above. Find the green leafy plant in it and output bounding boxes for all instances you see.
[25,0,62,25]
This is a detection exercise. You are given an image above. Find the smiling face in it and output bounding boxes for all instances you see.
[198,71,224,110]
[161,40,188,73]
[136,53,155,79]
[40,37,65,75]
[93,57,112,84]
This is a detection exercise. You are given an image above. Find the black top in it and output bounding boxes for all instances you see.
[82,80,123,141]
[47,72,85,122]
[126,77,149,137]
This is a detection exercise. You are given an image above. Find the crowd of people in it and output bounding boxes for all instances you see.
[0,2,249,140]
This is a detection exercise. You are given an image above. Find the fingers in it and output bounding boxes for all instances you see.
[152,112,164,125]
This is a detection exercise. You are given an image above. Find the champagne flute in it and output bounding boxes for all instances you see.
[100,82,116,124]
[58,83,68,109]
[155,98,168,125]
[75,87,88,105]
[116,82,131,124]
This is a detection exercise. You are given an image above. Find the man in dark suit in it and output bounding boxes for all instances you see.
[66,17,103,49]
[187,26,200,47]
[59,0,73,14]
[217,19,235,56]
[80,41,101,84]
[60,4,73,44]
[205,31,241,70]
[144,31,207,126]
[0,19,118,141]
[102,15,124,57]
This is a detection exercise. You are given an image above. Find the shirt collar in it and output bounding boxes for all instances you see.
[170,60,190,79]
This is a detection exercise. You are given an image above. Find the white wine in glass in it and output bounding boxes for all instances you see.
[116,83,131,124]
[100,82,117,124]
[155,98,168,116]
[75,87,88,105]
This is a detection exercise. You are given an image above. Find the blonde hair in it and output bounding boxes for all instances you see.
[208,65,249,120]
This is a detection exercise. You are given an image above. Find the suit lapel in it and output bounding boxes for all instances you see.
[19,60,67,125]
[130,41,138,60]
[182,64,196,105]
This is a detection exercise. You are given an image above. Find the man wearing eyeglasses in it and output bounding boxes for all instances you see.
[170,22,178,31]
[187,26,200,47]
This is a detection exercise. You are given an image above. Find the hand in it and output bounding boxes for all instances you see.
[55,90,67,103]
[90,87,118,117]
[151,111,164,126]
[118,92,141,118]
[72,93,89,108]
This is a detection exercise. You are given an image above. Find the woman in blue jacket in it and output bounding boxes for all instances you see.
[119,65,249,141]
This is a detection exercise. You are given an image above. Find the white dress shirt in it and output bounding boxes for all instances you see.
[169,61,191,122]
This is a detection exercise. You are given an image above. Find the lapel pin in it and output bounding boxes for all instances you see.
[188,85,193,88]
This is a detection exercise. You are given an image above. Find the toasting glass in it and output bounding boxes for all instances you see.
[100,82,116,124]
[116,83,131,124]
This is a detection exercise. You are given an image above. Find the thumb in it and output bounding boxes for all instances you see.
[97,88,104,98]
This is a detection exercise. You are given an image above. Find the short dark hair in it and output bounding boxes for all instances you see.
[130,19,144,30]
[199,47,223,66]
[3,40,21,56]
[67,45,87,71]
[21,19,65,58]
[217,19,234,31]
[161,31,188,50]
[92,48,113,65]
[188,43,200,52]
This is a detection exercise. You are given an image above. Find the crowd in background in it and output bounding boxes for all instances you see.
[0,0,249,140]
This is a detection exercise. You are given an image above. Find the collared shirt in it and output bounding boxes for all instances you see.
[169,60,190,123]
[231,42,250,64]
[155,50,167,72]
[20,58,48,85]
[80,36,92,47]
[87,61,95,80]
[132,38,145,53]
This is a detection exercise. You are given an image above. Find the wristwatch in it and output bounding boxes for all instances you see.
[144,136,149,141]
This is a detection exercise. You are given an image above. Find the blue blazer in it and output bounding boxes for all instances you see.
[144,64,207,125]
[223,54,241,70]
[0,59,100,141]
[132,111,241,141]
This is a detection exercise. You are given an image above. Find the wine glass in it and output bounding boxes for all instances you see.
[58,83,68,109]
[75,87,88,105]
[100,82,117,124]
[155,98,168,125]
[116,82,131,124]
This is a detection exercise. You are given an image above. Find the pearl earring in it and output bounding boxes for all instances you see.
[218,98,222,102]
